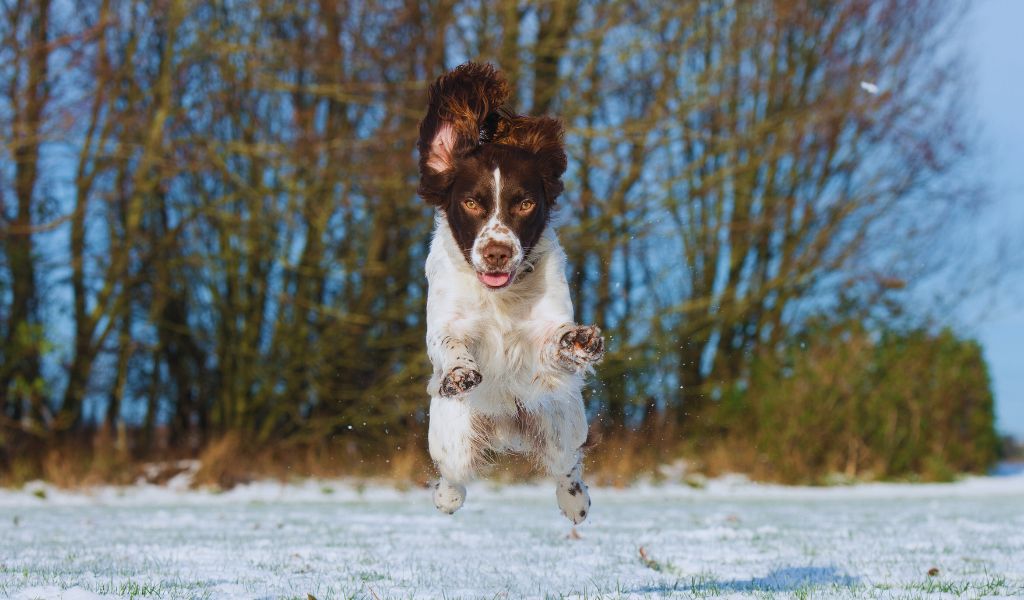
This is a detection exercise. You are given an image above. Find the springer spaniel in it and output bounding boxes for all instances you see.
[417,63,604,524]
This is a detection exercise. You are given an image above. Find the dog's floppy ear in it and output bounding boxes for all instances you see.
[417,63,509,205]
[494,116,568,204]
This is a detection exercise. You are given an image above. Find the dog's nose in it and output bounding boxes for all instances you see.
[482,242,512,269]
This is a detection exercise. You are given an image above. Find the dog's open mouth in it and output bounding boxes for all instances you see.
[477,271,513,289]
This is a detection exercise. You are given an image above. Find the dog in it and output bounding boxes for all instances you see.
[416,63,604,524]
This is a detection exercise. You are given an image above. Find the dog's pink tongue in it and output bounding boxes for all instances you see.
[478,272,511,288]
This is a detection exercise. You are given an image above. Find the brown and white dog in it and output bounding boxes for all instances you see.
[417,63,604,523]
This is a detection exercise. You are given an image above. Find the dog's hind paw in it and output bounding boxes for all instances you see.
[433,479,466,514]
[556,325,605,371]
[556,473,591,525]
[439,366,482,398]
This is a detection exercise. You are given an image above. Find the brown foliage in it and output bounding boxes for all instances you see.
[700,321,999,483]
[0,0,998,485]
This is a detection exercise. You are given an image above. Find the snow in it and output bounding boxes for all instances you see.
[860,81,880,94]
[12,588,109,600]
[2,473,1023,599]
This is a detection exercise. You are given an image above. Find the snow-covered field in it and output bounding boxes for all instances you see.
[2,472,1023,599]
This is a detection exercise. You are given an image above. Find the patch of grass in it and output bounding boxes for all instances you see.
[94,577,163,598]
[685,573,725,598]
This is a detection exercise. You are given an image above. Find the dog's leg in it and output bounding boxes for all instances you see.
[427,395,481,514]
[534,395,591,524]
[427,332,482,398]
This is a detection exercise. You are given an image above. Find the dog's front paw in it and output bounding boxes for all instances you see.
[439,366,482,398]
[556,325,605,370]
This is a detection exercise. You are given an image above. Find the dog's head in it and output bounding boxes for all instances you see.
[417,63,567,290]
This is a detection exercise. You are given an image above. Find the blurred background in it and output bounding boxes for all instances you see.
[1,0,1021,488]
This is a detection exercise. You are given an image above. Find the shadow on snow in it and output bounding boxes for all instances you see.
[632,566,859,595]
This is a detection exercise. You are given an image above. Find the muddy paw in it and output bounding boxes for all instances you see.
[557,325,605,370]
[439,366,482,398]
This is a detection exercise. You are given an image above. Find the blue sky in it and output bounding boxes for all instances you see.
[968,0,1024,437]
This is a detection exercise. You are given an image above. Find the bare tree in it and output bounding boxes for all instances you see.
[0,0,993,482]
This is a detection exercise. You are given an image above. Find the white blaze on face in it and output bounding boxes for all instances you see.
[493,167,501,208]
[471,167,524,275]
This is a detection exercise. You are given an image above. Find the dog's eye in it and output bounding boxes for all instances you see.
[519,200,535,212]
[463,198,479,210]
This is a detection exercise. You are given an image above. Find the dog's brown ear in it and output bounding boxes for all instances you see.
[418,63,509,205]
[494,116,568,204]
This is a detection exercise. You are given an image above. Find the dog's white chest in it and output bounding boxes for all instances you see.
[424,219,577,413]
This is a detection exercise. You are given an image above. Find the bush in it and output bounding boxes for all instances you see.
[709,321,999,483]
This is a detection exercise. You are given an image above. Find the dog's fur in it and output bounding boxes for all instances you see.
[417,63,604,524]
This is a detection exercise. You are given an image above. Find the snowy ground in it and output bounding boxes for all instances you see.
[2,472,1023,599]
